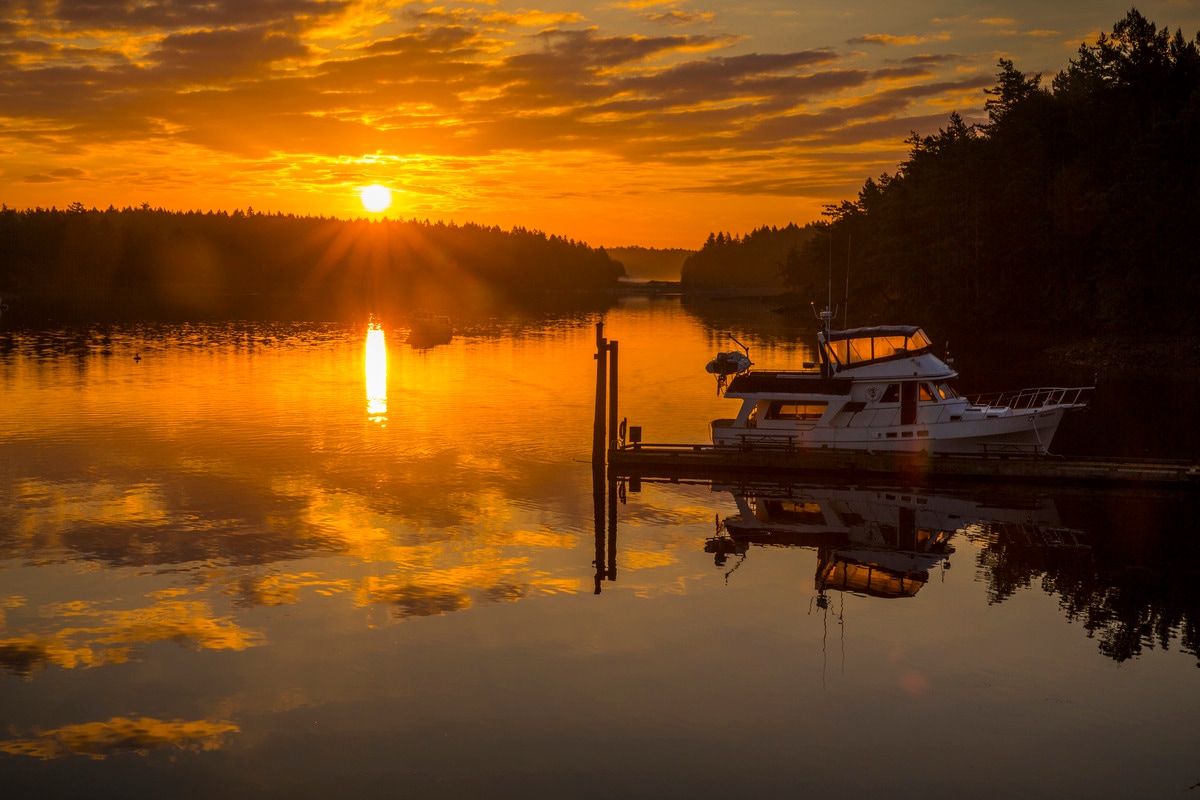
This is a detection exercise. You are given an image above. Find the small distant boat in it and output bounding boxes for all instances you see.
[710,309,1091,455]
[406,315,453,349]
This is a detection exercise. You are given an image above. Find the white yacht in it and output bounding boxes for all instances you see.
[710,319,1091,455]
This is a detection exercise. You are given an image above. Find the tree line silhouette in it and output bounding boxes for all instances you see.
[0,205,625,320]
[681,223,815,290]
[690,9,1200,342]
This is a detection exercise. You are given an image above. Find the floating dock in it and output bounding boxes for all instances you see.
[608,442,1200,488]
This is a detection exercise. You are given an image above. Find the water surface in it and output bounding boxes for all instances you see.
[1,301,1197,799]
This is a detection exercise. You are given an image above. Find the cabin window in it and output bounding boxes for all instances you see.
[766,401,828,421]
[879,384,900,403]
[877,335,911,357]
[920,383,936,402]
[936,382,958,399]
[847,338,874,362]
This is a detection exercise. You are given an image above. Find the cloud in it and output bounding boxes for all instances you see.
[0,15,965,168]
[612,0,675,9]
[641,10,715,26]
[481,9,587,27]
[899,53,965,67]
[149,25,312,79]
[40,0,352,33]
[0,1,1010,243]
[849,32,952,46]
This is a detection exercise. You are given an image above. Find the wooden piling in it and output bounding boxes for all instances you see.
[593,322,607,465]
[608,340,619,451]
[591,320,620,592]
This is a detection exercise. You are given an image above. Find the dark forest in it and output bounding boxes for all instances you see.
[681,223,815,291]
[0,209,624,321]
[694,9,1200,344]
[795,8,1200,338]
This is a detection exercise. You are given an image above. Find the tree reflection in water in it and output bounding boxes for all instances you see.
[969,491,1200,665]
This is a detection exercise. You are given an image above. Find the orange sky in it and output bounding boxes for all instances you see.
[2,1,1197,248]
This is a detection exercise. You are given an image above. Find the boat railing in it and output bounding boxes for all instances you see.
[966,386,1093,411]
[716,434,813,454]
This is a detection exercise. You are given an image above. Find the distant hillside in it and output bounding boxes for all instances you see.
[607,246,694,281]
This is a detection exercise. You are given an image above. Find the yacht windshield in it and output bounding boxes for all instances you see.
[824,327,932,367]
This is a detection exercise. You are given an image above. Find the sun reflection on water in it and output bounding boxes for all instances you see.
[365,320,387,422]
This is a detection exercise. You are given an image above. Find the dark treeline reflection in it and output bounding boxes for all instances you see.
[705,482,1200,667]
[0,209,624,321]
[974,491,1200,666]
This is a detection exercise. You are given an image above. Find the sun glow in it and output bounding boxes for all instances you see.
[359,184,392,213]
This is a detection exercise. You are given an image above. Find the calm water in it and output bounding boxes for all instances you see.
[1,301,1198,799]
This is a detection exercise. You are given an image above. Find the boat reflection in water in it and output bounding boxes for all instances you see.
[707,482,1084,601]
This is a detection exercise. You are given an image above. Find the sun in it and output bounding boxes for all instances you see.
[359,184,392,213]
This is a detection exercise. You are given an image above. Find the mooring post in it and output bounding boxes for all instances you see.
[607,340,619,451]
[593,321,607,465]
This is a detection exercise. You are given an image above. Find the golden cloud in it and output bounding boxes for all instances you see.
[849,32,953,46]
[0,0,1005,244]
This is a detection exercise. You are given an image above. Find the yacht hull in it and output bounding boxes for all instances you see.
[712,406,1071,455]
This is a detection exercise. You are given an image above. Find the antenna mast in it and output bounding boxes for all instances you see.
[844,234,851,331]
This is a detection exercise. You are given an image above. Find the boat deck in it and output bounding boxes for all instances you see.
[608,442,1200,488]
